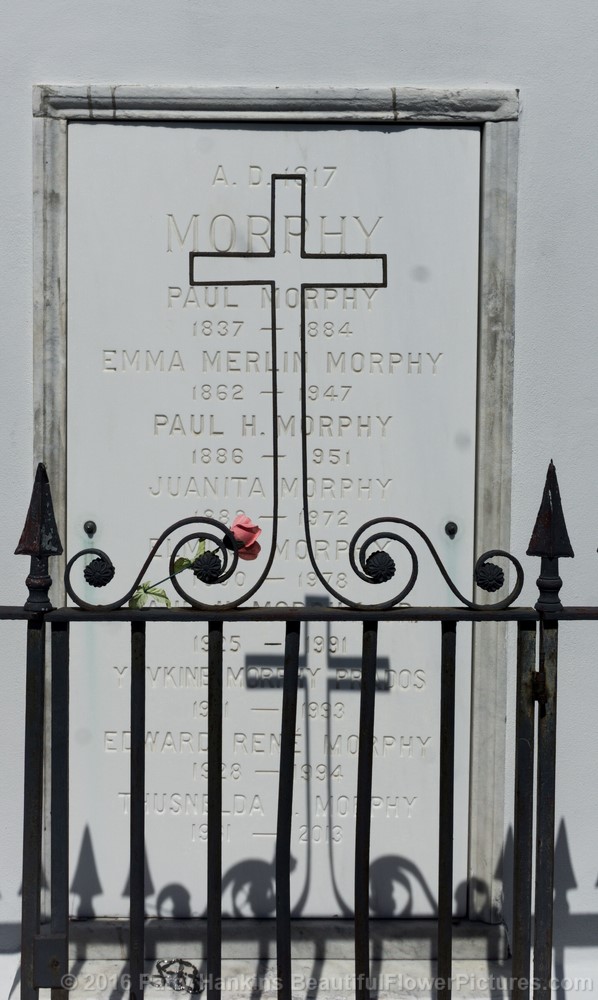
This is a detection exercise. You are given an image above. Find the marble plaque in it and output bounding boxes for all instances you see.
[66,123,480,918]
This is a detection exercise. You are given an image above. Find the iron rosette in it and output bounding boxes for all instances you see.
[64,515,278,612]
[302,514,524,611]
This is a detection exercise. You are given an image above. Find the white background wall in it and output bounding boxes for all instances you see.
[2,0,598,990]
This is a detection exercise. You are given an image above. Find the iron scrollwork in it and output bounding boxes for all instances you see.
[64,512,524,613]
[301,510,524,612]
[64,516,279,612]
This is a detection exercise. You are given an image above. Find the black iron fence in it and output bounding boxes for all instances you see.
[3,460,587,999]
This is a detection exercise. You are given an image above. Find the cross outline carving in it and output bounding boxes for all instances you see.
[188,172,388,333]
[187,173,388,597]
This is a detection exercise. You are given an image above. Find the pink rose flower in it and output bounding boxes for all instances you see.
[238,541,261,561]
[230,515,262,560]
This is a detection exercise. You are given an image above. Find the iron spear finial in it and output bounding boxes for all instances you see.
[527,461,573,616]
[527,460,574,560]
[15,463,63,611]
[15,463,63,557]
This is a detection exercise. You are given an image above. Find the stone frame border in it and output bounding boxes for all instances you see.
[33,85,519,926]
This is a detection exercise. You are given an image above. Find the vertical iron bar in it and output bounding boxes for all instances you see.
[354,620,379,1000]
[512,621,537,1000]
[130,622,146,1000]
[533,621,558,999]
[437,621,457,999]
[276,621,301,1000]
[20,619,46,1000]
[51,623,70,1000]
[207,621,223,1000]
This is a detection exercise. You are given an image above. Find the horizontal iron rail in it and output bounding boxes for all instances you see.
[6,605,598,622]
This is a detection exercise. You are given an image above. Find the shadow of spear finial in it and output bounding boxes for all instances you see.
[15,463,63,611]
[527,460,573,616]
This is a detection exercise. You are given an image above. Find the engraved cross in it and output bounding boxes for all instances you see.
[189,173,387,342]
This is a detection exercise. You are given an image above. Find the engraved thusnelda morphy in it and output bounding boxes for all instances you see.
[66,124,480,918]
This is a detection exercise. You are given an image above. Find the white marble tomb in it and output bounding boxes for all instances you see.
[66,123,480,918]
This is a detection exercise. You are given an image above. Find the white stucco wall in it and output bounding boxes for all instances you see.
[2,0,598,992]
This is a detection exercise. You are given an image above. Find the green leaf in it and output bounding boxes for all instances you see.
[145,585,172,608]
[173,557,192,574]
[129,586,149,609]
[128,581,171,609]
[172,540,205,578]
